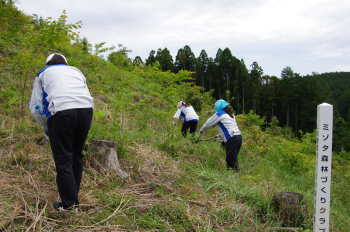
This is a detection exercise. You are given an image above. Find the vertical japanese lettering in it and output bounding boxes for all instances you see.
[322,145,329,151]
[323,134,329,141]
[314,104,333,232]
[321,166,329,173]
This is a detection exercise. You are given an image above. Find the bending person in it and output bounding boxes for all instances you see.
[29,53,94,211]
[174,101,199,138]
[199,100,242,172]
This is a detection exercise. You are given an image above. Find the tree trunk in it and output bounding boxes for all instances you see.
[271,100,273,117]
[210,74,211,90]
[237,93,240,114]
[202,74,204,94]
[232,73,234,98]
[265,108,267,128]
[287,104,290,127]
[295,101,298,136]
[226,72,229,90]
[242,82,245,113]
[254,97,256,114]
[194,67,197,85]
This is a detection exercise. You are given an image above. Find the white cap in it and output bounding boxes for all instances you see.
[46,53,67,65]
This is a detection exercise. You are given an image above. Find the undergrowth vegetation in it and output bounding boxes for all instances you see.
[1,1,350,231]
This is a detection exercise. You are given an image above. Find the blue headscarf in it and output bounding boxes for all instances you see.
[215,99,229,113]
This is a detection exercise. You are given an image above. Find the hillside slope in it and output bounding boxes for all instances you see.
[1,2,350,231]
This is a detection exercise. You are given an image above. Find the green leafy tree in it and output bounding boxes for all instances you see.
[213,48,224,99]
[174,45,195,73]
[155,47,174,71]
[133,56,144,64]
[219,48,234,92]
[0,0,28,47]
[236,59,249,114]
[94,42,115,58]
[73,37,91,53]
[337,89,350,120]
[206,57,217,93]
[107,44,132,69]
[278,66,295,127]
[145,50,156,66]
[2,5,83,118]
[174,48,186,73]
[196,49,208,93]
[249,61,263,114]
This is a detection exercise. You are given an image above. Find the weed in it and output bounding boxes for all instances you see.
[136,204,195,231]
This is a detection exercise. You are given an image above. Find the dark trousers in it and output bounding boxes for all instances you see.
[225,135,242,171]
[47,108,93,209]
[181,121,198,137]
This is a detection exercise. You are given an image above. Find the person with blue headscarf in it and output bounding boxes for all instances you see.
[199,99,242,172]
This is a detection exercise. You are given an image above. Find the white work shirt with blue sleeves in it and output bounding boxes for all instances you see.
[200,110,241,143]
[174,105,199,123]
[29,64,94,132]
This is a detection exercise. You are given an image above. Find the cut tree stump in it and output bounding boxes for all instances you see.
[271,192,307,227]
[89,140,129,179]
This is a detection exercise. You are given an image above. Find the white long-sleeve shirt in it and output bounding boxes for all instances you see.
[200,110,241,143]
[174,105,199,123]
[29,64,94,131]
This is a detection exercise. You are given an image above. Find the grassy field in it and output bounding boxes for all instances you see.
[1,90,349,231]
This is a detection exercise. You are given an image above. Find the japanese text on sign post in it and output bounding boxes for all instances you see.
[313,103,333,232]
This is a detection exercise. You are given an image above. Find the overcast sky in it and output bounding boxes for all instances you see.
[16,0,350,77]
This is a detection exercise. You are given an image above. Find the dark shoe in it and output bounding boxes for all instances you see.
[53,202,78,212]
[53,202,64,211]
[227,165,239,172]
[68,204,79,212]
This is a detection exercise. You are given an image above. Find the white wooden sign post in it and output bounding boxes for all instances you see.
[313,103,333,232]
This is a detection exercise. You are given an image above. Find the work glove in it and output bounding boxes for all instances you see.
[198,132,203,139]
[220,137,226,148]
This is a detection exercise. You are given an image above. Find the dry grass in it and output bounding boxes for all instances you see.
[0,132,256,231]
[0,131,129,231]
[0,131,188,231]
[0,111,275,231]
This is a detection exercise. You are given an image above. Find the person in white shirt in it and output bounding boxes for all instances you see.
[29,53,94,211]
[174,101,199,138]
[199,100,242,172]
